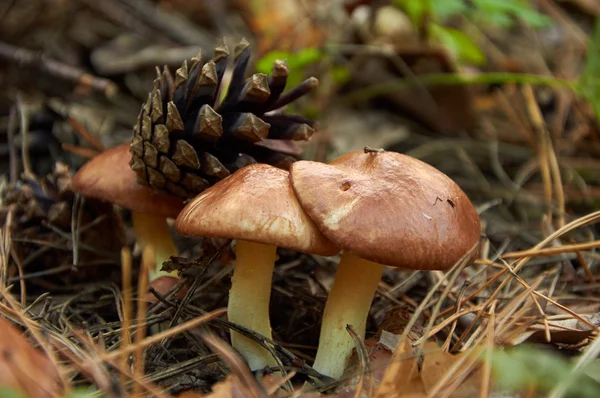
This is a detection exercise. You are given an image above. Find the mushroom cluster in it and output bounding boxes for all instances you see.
[175,164,338,370]
[71,37,481,383]
[174,148,480,377]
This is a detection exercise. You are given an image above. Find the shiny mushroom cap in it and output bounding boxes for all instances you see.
[72,143,184,218]
[290,150,481,270]
[175,163,339,256]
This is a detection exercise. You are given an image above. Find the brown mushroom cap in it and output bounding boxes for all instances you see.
[289,150,481,270]
[72,143,184,218]
[175,164,339,256]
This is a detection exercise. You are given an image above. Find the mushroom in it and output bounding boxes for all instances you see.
[175,163,339,370]
[72,143,184,295]
[289,150,481,379]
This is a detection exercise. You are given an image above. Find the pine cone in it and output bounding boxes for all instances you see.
[130,38,319,199]
[1,164,124,285]
[4,163,76,230]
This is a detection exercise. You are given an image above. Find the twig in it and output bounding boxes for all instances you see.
[200,333,267,398]
[501,240,600,259]
[377,246,478,395]
[16,94,33,178]
[347,325,372,398]
[120,248,133,388]
[67,117,105,152]
[175,303,328,383]
[0,212,13,290]
[0,41,118,97]
[61,143,100,159]
[133,246,150,397]
[115,0,213,47]
[7,105,18,182]
[480,303,495,398]
[522,85,565,228]
[441,281,469,351]
[66,327,166,397]
[1,210,26,306]
[71,195,85,267]
[139,354,220,385]
[80,0,159,40]
[96,308,227,362]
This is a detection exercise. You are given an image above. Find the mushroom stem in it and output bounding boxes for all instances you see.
[312,253,385,379]
[131,212,179,282]
[228,239,278,370]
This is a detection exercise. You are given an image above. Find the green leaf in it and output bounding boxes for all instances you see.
[293,48,324,68]
[580,18,600,122]
[255,48,323,75]
[331,65,351,85]
[431,0,468,20]
[392,0,430,24]
[491,345,600,398]
[472,0,552,29]
[430,24,486,66]
[255,51,292,75]
[395,0,551,29]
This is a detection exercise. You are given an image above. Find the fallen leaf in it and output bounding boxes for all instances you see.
[374,339,426,397]
[506,313,600,346]
[420,343,484,398]
[239,0,327,55]
[0,317,62,398]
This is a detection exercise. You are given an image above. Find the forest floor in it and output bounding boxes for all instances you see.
[1,1,600,397]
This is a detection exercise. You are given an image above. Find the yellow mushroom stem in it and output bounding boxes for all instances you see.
[228,239,278,371]
[311,253,385,379]
[131,212,179,282]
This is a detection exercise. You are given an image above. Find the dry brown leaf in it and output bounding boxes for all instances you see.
[357,321,420,385]
[364,335,396,383]
[239,0,327,55]
[374,339,426,397]
[420,343,484,398]
[508,313,600,346]
[299,335,425,397]
[0,317,62,398]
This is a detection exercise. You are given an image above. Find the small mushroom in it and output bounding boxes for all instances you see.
[72,143,184,296]
[289,150,481,379]
[175,163,339,370]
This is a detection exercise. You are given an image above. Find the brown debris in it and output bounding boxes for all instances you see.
[0,318,62,398]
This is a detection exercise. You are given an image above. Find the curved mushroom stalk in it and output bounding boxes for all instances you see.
[311,253,384,379]
[131,212,179,285]
[228,239,278,370]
